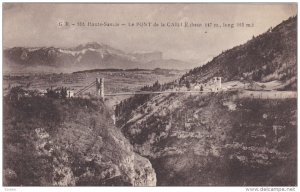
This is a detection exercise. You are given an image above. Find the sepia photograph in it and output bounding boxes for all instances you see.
[2,2,297,188]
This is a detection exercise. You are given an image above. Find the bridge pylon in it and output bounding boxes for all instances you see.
[96,78,104,101]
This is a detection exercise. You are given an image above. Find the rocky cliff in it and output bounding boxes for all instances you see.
[119,91,296,186]
[3,91,156,186]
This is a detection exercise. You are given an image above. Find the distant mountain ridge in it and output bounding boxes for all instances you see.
[3,42,193,73]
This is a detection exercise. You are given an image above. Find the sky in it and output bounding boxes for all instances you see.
[3,3,297,63]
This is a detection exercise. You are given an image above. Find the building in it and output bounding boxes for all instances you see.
[192,77,222,92]
[68,90,75,98]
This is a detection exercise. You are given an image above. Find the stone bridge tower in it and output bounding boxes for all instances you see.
[96,78,104,101]
[213,77,222,91]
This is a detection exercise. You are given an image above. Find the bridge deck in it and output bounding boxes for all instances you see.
[104,90,218,96]
[104,90,297,98]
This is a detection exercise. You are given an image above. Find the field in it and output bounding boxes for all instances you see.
[3,69,185,106]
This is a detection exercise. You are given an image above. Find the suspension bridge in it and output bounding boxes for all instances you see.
[73,78,218,100]
[72,77,297,101]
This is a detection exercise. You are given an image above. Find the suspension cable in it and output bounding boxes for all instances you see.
[74,81,96,95]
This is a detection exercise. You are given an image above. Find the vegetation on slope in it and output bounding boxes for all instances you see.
[115,16,297,186]
[3,88,156,186]
[117,15,297,126]
[179,16,296,90]
[119,92,296,186]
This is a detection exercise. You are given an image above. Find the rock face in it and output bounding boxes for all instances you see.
[133,153,157,186]
[3,95,156,186]
[119,91,296,186]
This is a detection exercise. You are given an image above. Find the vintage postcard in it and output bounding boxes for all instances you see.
[2,3,297,187]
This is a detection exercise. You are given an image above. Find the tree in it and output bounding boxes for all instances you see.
[252,69,263,81]
[153,80,161,91]
[46,87,59,99]
[185,81,191,90]
[60,87,67,99]
[8,86,26,101]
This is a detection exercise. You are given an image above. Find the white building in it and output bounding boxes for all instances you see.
[68,90,75,98]
[193,76,222,92]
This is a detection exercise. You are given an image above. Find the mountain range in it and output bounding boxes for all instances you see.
[3,42,196,73]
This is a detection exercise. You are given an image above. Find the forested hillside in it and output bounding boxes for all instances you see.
[180,16,296,90]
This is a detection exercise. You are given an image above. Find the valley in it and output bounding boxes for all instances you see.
[3,68,185,103]
[3,15,297,186]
